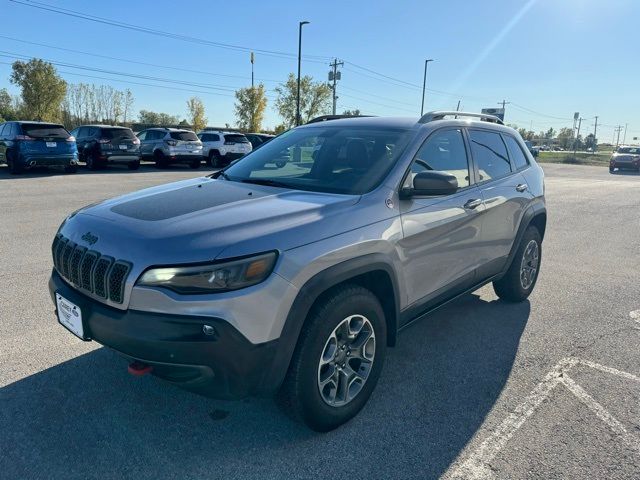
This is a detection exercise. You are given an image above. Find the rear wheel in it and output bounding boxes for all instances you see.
[609,167,615,174]
[154,151,168,169]
[279,285,386,432]
[208,151,222,168]
[86,151,101,170]
[493,226,542,302]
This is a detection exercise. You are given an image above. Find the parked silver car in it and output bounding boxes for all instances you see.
[136,127,203,169]
[197,130,252,167]
[49,112,546,431]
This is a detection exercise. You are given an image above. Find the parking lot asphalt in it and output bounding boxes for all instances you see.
[1,163,639,480]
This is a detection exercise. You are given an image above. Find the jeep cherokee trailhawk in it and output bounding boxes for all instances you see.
[49,112,546,431]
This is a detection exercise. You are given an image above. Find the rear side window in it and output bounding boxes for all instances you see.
[100,128,135,140]
[409,128,470,189]
[170,131,198,141]
[468,130,512,181]
[224,134,249,144]
[503,135,529,170]
[21,123,70,139]
[0,123,7,137]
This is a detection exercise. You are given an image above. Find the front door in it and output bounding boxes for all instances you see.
[398,127,486,308]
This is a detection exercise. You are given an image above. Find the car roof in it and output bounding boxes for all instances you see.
[299,115,519,137]
[14,121,64,126]
[77,124,129,129]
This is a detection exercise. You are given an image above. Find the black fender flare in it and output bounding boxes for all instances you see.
[260,253,401,394]
[500,200,547,277]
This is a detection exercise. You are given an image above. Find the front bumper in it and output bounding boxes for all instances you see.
[49,270,281,399]
[611,162,639,170]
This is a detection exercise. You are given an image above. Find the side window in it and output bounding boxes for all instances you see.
[9,123,17,137]
[503,135,529,170]
[211,134,220,142]
[468,129,512,182]
[137,131,147,141]
[0,123,7,137]
[406,128,470,189]
[69,128,79,137]
[77,127,87,138]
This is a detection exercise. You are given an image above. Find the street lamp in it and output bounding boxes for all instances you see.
[296,20,310,126]
[420,59,434,116]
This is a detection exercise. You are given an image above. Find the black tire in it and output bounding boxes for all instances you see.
[7,150,22,174]
[493,226,542,302]
[86,151,100,170]
[609,167,615,174]
[128,160,141,170]
[64,165,78,173]
[189,159,201,169]
[154,151,168,169]
[275,160,287,168]
[278,285,386,432]
[208,151,222,168]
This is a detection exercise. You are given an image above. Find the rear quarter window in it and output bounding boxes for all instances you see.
[503,135,530,170]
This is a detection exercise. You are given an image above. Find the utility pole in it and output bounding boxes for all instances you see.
[592,116,598,154]
[250,52,254,89]
[498,99,510,121]
[623,123,628,145]
[614,125,623,147]
[573,117,582,156]
[296,21,310,126]
[420,59,434,116]
[329,58,344,115]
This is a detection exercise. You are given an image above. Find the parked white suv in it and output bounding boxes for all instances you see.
[198,130,252,167]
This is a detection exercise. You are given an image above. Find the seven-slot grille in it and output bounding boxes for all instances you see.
[52,234,131,304]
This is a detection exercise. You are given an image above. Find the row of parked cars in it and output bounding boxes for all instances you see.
[0,120,274,174]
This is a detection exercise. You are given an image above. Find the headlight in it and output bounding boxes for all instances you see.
[136,252,278,294]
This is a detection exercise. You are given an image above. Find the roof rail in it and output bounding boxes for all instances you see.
[418,111,504,125]
[306,114,373,124]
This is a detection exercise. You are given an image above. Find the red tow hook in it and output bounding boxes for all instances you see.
[128,361,153,376]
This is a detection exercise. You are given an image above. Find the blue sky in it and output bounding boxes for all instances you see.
[0,0,638,141]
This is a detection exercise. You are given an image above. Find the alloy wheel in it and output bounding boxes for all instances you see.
[520,239,539,290]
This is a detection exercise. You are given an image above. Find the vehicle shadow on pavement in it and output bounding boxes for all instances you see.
[0,293,529,480]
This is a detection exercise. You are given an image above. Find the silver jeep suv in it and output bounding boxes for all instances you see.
[137,127,203,169]
[49,112,546,431]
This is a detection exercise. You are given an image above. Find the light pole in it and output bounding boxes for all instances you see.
[296,21,310,126]
[420,59,434,116]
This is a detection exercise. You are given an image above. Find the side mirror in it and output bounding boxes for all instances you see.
[401,171,458,198]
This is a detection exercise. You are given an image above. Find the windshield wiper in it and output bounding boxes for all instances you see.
[240,178,293,189]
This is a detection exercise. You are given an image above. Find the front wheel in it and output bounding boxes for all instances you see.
[154,151,168,169]
[208,151,222,168]
[493,226,542,302]
[609,167,615,174]
[279,285,386,432]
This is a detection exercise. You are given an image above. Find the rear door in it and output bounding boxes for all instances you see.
[0,123,9,163]
[468,128,530,275]
[398,127,486,308]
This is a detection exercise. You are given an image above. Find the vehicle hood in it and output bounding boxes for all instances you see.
[60,177,361,264]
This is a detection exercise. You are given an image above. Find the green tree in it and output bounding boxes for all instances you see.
[138,110,179,126]
[517,127,535,141]
[234,84,267,132]
[556,127,574,149]
[10,59,67,121]
[187,97,207,132]
[274,73,331,127]
[545,127,556,139]
[0,88,19,121]
[584,133,597,150]
[342,109,361,116]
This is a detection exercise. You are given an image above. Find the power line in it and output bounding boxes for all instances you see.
[0,34,283,84]
[8,0,331,63]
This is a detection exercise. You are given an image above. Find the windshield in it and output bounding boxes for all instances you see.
[21,123,70,139]
[223,125,413,194]
[617,147,640,154]
[170,131,198,141]
[101,128,135,140]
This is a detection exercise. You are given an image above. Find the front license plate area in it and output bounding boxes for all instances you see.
[56,293,85,339]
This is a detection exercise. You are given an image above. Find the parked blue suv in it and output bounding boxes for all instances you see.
[0,121,79,174]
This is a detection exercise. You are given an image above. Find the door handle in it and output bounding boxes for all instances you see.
[516,183,528,192]
[464,198,483,210]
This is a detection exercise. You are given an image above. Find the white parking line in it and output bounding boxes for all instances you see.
[448,357,640,479]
